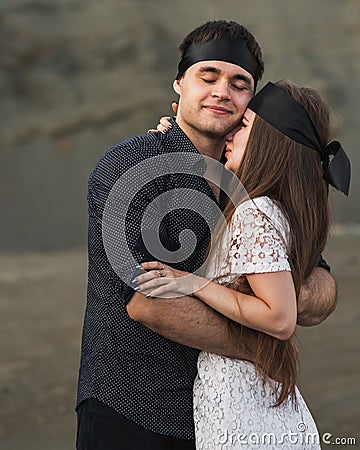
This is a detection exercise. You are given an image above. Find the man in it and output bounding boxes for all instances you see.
[76,20,336,449]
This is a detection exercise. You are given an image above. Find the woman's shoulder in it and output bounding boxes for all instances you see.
[233,196,289,237]
[234,196,279,216]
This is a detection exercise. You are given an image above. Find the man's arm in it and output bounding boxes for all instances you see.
[127,266,336,359]
[297,267,337,326]
[126,291,255,360]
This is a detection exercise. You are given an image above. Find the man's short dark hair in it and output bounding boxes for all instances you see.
[178,20,264,84]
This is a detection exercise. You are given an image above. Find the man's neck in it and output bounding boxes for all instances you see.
[175,117,225,162]
[174,117,225,203]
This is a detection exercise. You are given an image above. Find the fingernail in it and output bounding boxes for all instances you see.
[135,264,142,269]
[134,286,140,291]
[132,278,138,284]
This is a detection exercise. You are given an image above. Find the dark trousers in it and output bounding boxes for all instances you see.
[76,399,196,450]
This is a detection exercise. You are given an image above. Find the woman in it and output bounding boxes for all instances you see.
[134,81,350,449]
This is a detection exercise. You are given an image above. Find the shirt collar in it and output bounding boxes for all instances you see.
[163,117,208,176]
[165,118,234,209]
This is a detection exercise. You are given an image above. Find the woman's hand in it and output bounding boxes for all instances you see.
[147,102,178,133]
[133,261,202,298]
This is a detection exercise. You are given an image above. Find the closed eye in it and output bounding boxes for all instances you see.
[201,77,216,83]
[232,84,248,91]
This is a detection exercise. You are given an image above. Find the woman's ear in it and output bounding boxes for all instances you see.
[173,79,182,96]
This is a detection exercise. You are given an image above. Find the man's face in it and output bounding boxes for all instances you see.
[173,60,254,139]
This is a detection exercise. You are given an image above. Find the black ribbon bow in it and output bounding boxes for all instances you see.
[323,141,351,196]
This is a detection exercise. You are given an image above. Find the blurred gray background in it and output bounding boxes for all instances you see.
[0,0,359,449]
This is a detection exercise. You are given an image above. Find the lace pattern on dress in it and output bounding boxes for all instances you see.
[207,196,291,285]
[194,197,320,449]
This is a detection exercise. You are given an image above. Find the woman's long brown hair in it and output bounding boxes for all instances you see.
[222,80,331,406]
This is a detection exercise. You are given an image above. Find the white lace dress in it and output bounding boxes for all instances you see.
[193,197,320,449]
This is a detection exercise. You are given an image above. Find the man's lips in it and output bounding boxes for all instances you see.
[203,105,232,115]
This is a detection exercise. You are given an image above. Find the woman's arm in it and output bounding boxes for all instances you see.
[136,262,297,341]
[194,271,296,340]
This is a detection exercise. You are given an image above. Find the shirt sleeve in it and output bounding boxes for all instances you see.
[228,198,291,276]
[318,255,331,272]
[87,140,168,302]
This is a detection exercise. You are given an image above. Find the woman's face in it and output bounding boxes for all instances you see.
[224,109,256,172]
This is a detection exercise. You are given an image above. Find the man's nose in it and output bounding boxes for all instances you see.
[211,81,230,100]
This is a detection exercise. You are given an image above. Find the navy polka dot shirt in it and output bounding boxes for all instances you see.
[77,119,222,439]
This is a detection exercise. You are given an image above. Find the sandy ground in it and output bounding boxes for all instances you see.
[0,233,359,449]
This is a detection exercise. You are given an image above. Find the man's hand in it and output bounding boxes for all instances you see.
[297,268,337,326]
